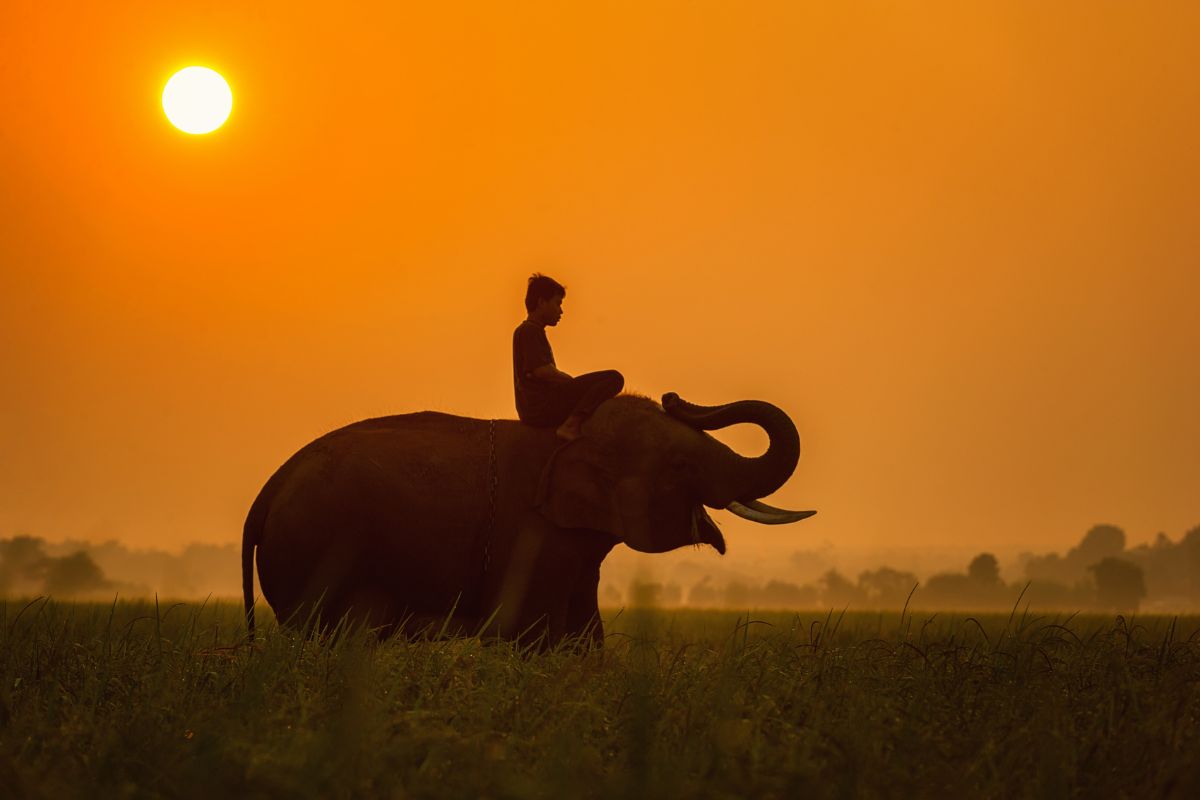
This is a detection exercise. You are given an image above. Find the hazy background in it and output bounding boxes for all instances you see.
[2,3,1197,594]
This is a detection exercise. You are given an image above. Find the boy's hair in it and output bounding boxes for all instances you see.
[525,273,567,313]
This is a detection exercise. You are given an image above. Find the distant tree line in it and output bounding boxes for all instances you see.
[0,535,239,599]
[5,523,1196,612]
[612,523,1199,612]
[0,536,111,597]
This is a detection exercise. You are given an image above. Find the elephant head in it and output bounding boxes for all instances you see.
[535,392,815,554]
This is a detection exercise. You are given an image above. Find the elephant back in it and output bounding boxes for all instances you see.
[254,411,499,624]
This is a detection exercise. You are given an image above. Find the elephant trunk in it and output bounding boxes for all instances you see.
[661,392,800,506]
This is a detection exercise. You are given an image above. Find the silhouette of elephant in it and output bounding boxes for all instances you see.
[242,392,815,646]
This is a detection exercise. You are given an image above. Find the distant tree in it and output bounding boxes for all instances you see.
[1125,529,1198,608]
[857,567,918,608]
[0,536,50,595]
[1023,524,1128,586]
[757,580,817,609]
[920,573,973,608]
[1075,524,1126,564]
[1090,557,1146,611]
[820,570,865,607]
[1183,525,1200,551]
[1184,526,1200,602]
[968,553,1001,585]
[43,551,110,597]
[1023,551,1070,583]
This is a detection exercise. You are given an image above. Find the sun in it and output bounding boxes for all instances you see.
[162,67,233,135]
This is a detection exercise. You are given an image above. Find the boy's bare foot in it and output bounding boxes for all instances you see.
[556,417,583,441]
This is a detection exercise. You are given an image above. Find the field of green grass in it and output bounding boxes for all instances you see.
[2,599,1198,799]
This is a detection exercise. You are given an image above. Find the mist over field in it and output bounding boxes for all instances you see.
[4,521,1197,613]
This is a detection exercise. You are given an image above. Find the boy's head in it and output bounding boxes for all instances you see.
[525,273,566,314]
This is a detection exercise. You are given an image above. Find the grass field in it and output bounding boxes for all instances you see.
[2,599,1198,799]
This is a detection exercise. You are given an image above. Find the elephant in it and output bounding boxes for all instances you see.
[241,392,815,646]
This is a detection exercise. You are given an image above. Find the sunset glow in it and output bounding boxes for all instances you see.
[3,6,1199,793]
[1,2,1197,571]
[162,66,232,134]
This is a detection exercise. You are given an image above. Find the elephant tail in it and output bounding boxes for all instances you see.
[242,483,271,643]
[241,446,316,643]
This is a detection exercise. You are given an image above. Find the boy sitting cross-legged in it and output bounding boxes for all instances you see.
[512,273,624,441]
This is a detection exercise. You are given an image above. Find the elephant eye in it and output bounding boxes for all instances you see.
[667,454,692,477]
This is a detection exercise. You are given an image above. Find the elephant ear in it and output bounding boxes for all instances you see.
[535,438,618,532]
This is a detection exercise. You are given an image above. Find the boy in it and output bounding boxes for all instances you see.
[513,274,624,440]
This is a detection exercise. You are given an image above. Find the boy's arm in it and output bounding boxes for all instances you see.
[516,324,569,381]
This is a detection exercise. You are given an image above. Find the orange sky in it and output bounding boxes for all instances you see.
[2,2,1197,567]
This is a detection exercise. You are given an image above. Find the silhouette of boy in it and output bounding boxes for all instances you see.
[513,274,624,440]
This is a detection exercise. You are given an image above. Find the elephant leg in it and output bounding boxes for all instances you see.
[491,513,586,647]
[564,560,604,649]
[491,521,547,643]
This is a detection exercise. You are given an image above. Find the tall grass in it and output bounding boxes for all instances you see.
[1,598,1198,798]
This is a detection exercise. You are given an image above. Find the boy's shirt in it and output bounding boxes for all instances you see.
[512,319,558,421]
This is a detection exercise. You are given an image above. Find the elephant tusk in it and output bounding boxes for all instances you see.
[725,500,817,525]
